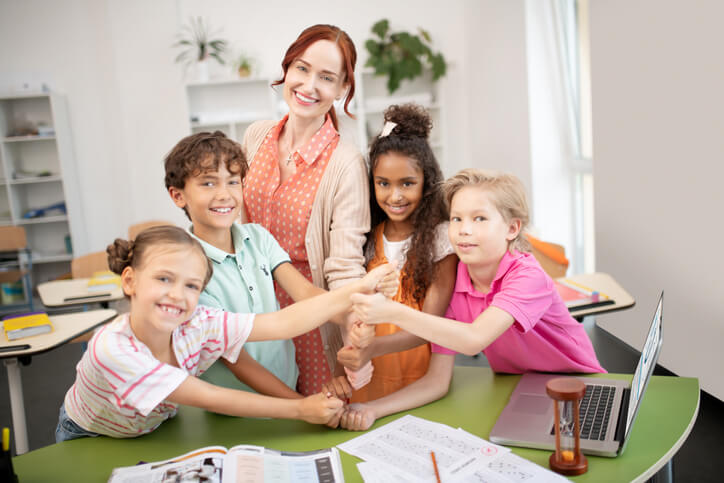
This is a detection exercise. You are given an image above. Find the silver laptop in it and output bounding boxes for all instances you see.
[490,292,663,457]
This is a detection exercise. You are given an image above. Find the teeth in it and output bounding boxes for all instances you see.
[211,208,232,213]
[295,91,317,103]
[159,305,182,315]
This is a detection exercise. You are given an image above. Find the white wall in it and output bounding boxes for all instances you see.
[2,0,533,254]
[590,0,724,399]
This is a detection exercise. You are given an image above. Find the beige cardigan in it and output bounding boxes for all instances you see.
[242,120,370,374]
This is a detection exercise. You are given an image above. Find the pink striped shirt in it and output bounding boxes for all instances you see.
[63,306,254,437]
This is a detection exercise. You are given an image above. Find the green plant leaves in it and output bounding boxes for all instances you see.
[173,17,227,66]
[365,19,447,94]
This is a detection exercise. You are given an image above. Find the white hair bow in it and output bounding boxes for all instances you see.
[380,121,397,137]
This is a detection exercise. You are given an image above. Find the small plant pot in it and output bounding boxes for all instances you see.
[237,66,251,78]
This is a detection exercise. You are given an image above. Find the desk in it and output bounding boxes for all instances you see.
[560,272,635,319]
[37,278,124,308]
[0,309,116,455]
[13,366,698,482]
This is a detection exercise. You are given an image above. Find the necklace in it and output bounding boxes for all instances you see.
[284,137,302,166]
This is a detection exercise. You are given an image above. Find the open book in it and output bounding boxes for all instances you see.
[107,444,344,483]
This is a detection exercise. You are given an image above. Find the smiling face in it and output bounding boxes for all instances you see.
[169,159,242,241]
[283,39,348,124]
[373,152,424,228]
[121,244,208,339]
[448,186,521,268]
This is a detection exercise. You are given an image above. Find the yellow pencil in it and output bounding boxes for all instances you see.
[562,279,610,300]
[2,427,9,452]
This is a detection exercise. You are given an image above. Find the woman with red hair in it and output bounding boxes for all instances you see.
[242,25,369,395]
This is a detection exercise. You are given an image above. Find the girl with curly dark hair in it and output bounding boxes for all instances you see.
[341,103,458,403]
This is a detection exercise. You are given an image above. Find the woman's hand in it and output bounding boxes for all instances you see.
[297,392,344,425]
[357,262,398,295]
[340,403,376,431]
[350,292,395,325]
[321,376,353,402]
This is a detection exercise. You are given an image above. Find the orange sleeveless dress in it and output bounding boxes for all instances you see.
[351,223,431,402]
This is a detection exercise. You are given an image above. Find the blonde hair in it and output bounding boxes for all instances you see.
[442,168,531,252]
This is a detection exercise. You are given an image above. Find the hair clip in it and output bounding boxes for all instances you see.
[380,121,397,137]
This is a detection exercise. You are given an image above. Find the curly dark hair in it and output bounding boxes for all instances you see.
[367,103,447,304]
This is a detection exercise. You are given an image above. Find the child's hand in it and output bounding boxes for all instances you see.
[337,345,374,371]
[321,376,353,402]
[358,262,397,294]
[350,292,391,325]
[348,320,375,349]
[340,403,377,431]
[375,266,399,298]
[298,392,344,425]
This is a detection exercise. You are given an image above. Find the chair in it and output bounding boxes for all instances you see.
[71,251,110,279]
[526,233,569,278]
[128,220,173,240]
[0,226,33,313]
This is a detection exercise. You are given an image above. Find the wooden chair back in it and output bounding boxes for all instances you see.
[0,226,28,251]
[128,220,173,240]
[526,234,569,279]
[71,251,110,279]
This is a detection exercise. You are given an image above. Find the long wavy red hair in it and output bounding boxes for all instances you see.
[273,24,357,129]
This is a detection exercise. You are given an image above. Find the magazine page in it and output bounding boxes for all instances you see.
[222,445,345,483]
[107,446,227,483]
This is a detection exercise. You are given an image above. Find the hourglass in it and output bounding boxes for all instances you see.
[546,378,588,476]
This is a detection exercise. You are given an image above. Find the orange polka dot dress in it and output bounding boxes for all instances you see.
[243,115,339,395]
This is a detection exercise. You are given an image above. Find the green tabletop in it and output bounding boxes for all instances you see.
[13,366,699,482]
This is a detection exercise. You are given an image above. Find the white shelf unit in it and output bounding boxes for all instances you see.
[183,71,446,165]
[185,78,280,143]
[0,92,86,289]
[352,69,446,165]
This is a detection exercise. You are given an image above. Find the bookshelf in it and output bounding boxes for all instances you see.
[0,91,86,300]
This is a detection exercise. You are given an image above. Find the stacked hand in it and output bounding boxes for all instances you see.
[299,392,344,425]
[339,403,376,431]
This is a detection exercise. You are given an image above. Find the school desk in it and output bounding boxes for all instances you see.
[560,272,636,320]
[12,366,698,482]
[0,309,116,455]
[37,278,124,308]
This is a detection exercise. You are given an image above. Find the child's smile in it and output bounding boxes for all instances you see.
[448,186,519,267]
[373,152,423,231]
[122,246,207,338]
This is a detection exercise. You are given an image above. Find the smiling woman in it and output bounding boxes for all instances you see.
[241,24,369,395]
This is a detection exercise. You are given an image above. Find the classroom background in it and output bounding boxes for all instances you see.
[1,0,723,480]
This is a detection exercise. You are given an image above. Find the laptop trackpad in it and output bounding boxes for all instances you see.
[512,395,550,415]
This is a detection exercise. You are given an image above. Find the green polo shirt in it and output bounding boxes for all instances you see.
[191,222,297,393]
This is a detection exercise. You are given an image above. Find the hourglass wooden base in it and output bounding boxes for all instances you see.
[549,452,588,475]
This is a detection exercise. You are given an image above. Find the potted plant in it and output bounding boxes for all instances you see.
[173,17,228,81]
[233,53,255,78]
[365,19,447,94]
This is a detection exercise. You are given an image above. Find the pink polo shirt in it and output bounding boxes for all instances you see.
[431,251,605,374]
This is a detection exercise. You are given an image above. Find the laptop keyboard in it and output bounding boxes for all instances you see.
[550,384,616,441]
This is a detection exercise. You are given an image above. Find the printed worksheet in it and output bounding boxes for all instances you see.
[337,415,509,482]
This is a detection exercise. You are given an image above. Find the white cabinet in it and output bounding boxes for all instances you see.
[0,92,86,285]
[185,78,280,143]
[183,71,446,164]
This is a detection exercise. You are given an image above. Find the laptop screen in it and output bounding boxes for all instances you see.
[624,293,664,437]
